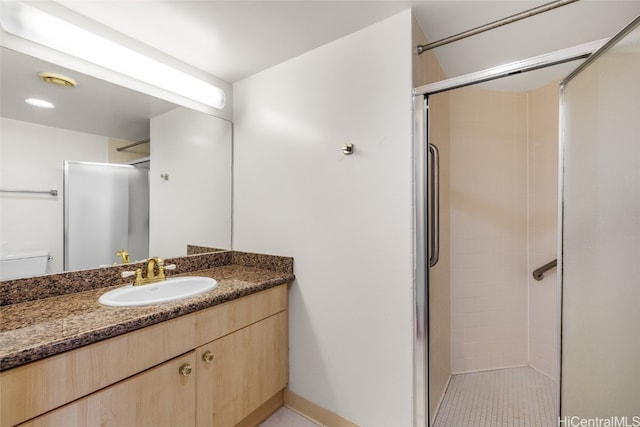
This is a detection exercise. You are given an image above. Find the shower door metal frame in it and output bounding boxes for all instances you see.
[412,39,605,427]
[413,93,429,427]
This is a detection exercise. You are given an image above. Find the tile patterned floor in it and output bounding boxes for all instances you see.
[434,367,556,427]
[260,407,320,427]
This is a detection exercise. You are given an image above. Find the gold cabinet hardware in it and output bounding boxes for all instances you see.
[178,363,193,376]
[202,351,214,363]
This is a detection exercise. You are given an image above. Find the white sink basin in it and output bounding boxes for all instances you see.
[99,276,218,307]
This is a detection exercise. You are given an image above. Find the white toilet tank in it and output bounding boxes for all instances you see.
[0,250,49,280]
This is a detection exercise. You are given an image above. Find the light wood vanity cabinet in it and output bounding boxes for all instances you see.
[197,311,288,427]
[20,353,198,427]
[3,285,288,427]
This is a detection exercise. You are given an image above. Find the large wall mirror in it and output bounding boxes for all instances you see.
[0,47,232,279]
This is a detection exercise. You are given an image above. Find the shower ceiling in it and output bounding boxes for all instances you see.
[20,1,640,90]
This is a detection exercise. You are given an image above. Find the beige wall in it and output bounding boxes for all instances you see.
[412,14,452,421]
[449,87,529,373]
[527,82,559,379]
[449,82,559,377]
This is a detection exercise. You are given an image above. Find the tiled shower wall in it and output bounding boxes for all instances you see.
[450,87,529,373]
[449,83,559,376]
[527,82,559,380]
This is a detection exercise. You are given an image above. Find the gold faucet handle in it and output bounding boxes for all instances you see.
[161,263,176,280]
[121,271,136,279]
[122,269,144,285]
[133,268,143,286]
[156,258,166,280]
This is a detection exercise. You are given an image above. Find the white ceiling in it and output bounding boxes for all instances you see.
[2,0,640,141]
[56,0,414,83]
[56,0,640,85]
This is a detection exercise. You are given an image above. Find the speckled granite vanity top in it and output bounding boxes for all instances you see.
[0,250,294,371]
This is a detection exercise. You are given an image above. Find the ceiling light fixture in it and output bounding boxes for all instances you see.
[39,72,77,88]
[25,98,55,108]
[0,2,226,110]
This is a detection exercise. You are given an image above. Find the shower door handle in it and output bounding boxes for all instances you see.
[428,143,440,267]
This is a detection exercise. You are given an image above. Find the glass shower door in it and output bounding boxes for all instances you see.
[560,15,640,419]
[64,161,149,270]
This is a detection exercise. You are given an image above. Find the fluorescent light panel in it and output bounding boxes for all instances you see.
[1,2,226,110]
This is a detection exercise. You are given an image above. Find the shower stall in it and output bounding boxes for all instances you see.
[64,160,149,270]
[413,14,640,427]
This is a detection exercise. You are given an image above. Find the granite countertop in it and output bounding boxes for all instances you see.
[0,252,294,372]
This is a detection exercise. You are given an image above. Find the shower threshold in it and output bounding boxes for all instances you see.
[433,366,556,427]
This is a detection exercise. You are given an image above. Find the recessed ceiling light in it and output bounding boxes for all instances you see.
[25,98,55,109]
[39,72,77,88]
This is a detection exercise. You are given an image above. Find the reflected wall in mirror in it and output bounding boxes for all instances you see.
[0,47,232,279]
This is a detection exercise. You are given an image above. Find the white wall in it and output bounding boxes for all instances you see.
[0,117,107,273]
[233,10,414,426]
[149,107,232,257]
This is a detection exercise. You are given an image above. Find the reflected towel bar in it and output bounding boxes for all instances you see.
[533,259,557,281]
[116,139,150,152]
[0,188,58,196]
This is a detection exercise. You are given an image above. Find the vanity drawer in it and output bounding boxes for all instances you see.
[195,284,287,345]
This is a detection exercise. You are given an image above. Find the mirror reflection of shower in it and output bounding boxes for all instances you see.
[64,160,149,270]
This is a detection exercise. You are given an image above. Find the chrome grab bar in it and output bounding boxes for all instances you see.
[428,143,440,267]
[533,259,557,281]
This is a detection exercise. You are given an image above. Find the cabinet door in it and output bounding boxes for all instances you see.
[196,311,288,427]
[20,353,196,427]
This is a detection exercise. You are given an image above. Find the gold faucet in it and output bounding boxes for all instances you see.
[132,257,166,286]
[115,250,130,264]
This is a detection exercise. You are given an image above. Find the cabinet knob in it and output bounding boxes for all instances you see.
[178,363,193,376]
[202,350,214,363]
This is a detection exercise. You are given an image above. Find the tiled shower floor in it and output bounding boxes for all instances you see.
[434,366,556,427]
